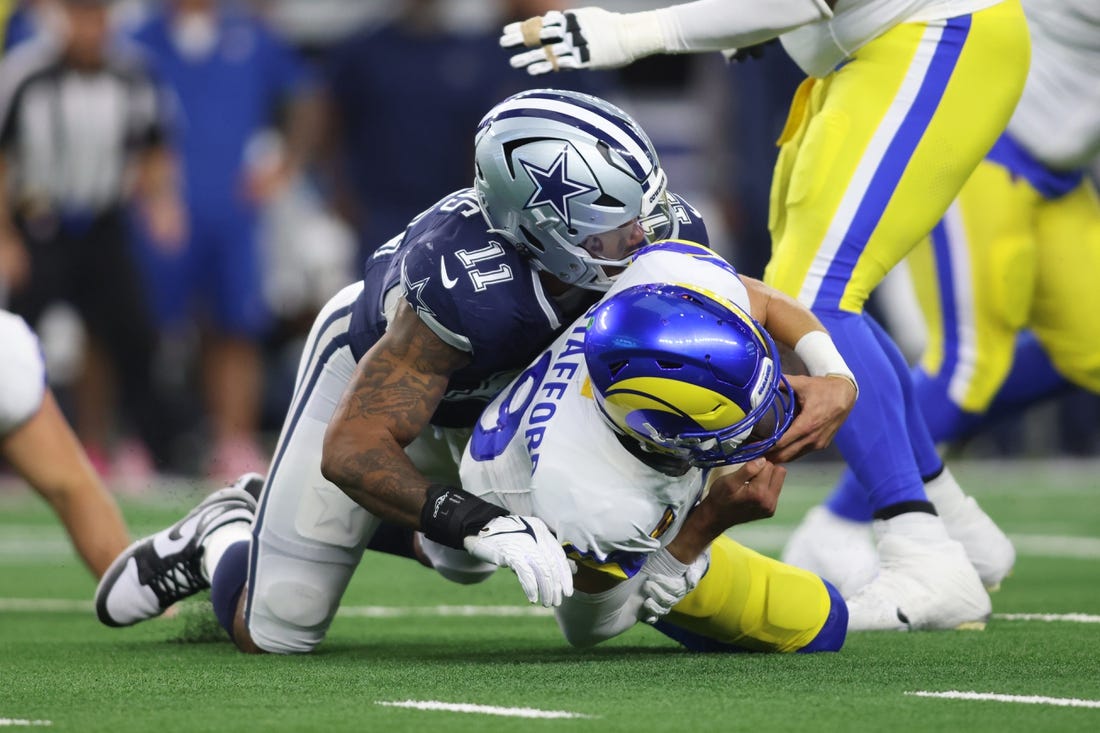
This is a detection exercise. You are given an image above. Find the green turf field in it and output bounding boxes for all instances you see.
[1,460,1097,732]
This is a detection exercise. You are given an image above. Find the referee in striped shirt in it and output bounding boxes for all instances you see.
[0,0,184,470]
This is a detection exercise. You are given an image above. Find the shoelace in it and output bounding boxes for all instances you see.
[145,550,208,608]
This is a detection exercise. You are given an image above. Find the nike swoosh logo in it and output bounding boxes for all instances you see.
[152,529,191,557]
[482,517,537,541]
[440,257,459,289]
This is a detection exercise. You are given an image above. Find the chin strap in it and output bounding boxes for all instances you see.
[612,429,692,477]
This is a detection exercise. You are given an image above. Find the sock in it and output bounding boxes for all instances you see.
[874,511,948,542]
[824,470,874,522]
[201,521,253,583]
[865,315,941,476]
[922,466,967,516]
[210,539,250,637]
[814,311,927,510]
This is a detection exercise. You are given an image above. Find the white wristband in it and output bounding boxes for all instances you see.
[643,547,691,576]
[794,331,858,395]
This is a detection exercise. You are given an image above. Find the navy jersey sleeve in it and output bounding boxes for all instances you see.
[397,191,557,362]
[667,191,710,247]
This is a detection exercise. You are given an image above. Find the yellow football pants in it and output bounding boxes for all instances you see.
[764,0,1030,313]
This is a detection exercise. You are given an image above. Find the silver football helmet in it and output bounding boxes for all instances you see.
[473,89,675,290]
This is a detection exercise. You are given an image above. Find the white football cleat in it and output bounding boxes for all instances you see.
[924,469,1015,590]
[781,505,878,598]
[95,474,262,627]
[846,513,991,632]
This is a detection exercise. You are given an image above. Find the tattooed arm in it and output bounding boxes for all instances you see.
[320,299,470,526]
[320,299,575,607]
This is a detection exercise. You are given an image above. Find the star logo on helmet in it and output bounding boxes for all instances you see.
[520,148,596,227]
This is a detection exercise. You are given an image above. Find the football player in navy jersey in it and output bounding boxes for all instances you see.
[94,89,854,655]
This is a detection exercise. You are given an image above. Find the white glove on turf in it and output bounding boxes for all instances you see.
[464,515,575,607]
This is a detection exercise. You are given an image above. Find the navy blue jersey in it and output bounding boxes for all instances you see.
[348,188,708,428]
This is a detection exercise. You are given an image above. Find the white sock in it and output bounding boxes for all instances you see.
[924,467,967,515]
[200,522,252,583]
[875,511,949,542]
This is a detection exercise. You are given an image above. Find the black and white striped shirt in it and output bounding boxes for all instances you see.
[0,37,168,216]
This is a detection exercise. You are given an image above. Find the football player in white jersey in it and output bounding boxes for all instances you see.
[0,309,130,579]
[502,0,1031,630]
[425,240,853,652]
[784,0,1100,599]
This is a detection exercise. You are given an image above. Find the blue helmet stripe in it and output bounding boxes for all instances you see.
[491,108,649,180]
[517,90,652,156]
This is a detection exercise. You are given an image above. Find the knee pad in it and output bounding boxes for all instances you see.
[665,535,834,653]
[249,578,339,654]
[420,535,497,585]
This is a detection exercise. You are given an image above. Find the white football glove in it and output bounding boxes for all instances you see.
[639,547,711,625]
[500,8,663,75]
[464,515,575,607]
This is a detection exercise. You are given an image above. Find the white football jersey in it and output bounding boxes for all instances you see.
[1006,0,1100,170]
[781,0,1001,77]
[460,242,752,578]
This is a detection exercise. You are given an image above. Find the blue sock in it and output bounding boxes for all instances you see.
[797,580,847,653]
[825,469,874,522]
[814,311,928,514]
[865,315,942,477]
[210,540,250,639]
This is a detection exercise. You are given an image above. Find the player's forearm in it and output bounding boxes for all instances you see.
[53,480,130,578]
[742,276,824,350]
[633,0,833,58]
[2,392,129,578]
[321,302,466,527]
[743,277,856,389]
[662,505,721,564]
[321,425,428,528]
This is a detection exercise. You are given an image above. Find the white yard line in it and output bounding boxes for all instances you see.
[906,691,1100,709]
[993,613,1100,624]
[2,598,1098,624]
[15,526,1093,561]
[0,720,51,727]
[376,700,595,719]
[338,604,553,618]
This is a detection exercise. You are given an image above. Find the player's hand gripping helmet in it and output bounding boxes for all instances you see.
[474,88,675,290]
[584,283,797,467]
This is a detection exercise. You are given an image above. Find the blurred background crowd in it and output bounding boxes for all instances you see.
[0,0,1095,487]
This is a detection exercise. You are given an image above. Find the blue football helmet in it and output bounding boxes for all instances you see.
[473,88,676,290]
[584,283,796,467]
